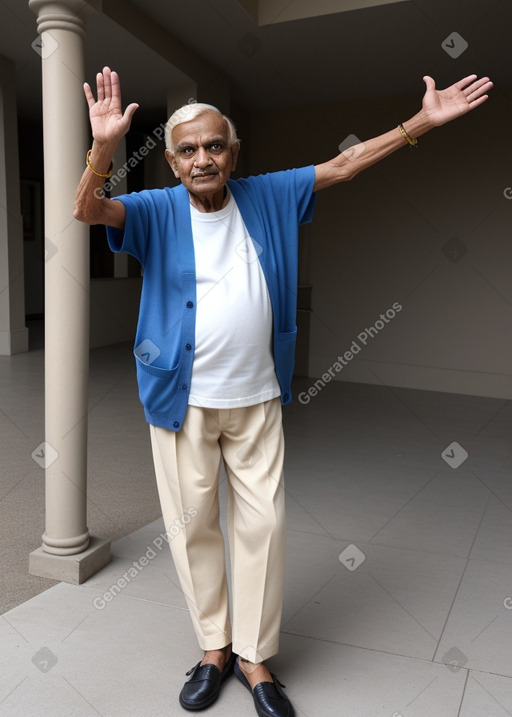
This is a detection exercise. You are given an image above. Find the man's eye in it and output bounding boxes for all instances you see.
[209,143,224,152]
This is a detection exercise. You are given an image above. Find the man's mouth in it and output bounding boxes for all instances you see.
[192,172,218,179]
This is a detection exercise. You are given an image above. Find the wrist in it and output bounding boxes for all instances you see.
[86,149,113,179]
[402,110,435,140]
[89,140,117,171]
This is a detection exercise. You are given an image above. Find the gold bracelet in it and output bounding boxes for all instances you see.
[86,149,113,178]
[398,123,418,148]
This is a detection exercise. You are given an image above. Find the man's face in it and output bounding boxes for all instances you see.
[166,111,239,200]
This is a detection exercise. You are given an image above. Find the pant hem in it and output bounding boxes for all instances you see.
[233,636,280,663]
[197,632,233,651]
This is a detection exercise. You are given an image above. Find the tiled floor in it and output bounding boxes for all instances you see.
[1,340,512,715]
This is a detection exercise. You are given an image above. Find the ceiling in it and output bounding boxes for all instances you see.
[0,0,510,125]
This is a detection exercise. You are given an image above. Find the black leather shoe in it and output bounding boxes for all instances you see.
[179,651,236,711]
[234,659,295,717]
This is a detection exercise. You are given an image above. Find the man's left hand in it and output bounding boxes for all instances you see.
[421,74,493,127]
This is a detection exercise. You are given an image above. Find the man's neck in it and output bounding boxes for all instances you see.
[189,186,228,213]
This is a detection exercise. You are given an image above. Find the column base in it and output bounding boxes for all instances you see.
[29,536,111,584]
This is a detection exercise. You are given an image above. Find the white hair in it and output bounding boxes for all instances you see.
[165,102,239,153]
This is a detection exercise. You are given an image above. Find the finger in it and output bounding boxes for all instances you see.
[423,75,436,92]
[96,71,104,102]
[83,82,96,108]
[123,102,139,126]
[110,70,121,102]
[103,66,112,100]
[468,94,490,110]
[464,77,492,96]
[454,74,478,91]
[467,80,493,102]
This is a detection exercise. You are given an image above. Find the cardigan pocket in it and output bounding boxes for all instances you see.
[134,353,181,414]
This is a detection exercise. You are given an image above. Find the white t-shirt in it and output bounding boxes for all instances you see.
[188,190,281,408]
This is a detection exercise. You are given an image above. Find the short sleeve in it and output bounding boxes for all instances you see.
[253,165,316,226]
[105,191,153,265]
[292,165,317,225]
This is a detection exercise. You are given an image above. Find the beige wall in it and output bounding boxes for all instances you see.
[249,93,512,398]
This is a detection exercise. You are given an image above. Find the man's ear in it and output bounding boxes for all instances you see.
[230,141,241,173]
[165,149,180,178]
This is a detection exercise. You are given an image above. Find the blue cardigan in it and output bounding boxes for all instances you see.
[106,166,317,430]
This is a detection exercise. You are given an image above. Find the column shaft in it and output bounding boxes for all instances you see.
[29,3,110,579]
[41,22,90,555]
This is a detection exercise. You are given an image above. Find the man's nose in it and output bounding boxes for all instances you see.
[194,147,211,167]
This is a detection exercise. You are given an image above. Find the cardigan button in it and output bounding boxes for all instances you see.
[185,343,192,350]
[181,384,187,390]
[173,421,180,428]
[186,301,194,308]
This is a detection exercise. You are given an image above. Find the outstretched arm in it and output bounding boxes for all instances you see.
[314,74,493,191]
[73,66,139,228]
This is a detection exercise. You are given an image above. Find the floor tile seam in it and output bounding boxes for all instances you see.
[430,553,472,665]
[285,527,344,540]
[456,670,470,717]
[281,574,339,630]
[368,539,473,560]
[464,493,497,564]
[79,561,182,582]
[2,581,190,616]
[280,628,468,668]
[282,630,512,681]
[289,530,471,562]
[282,489,341,543]
[464,666,512,682]
[468,467,512,522]
[368,470,442,544]
[468,396,512,442]
[462,555,512,569]
[431,491,494,659]
[76,583,190,611]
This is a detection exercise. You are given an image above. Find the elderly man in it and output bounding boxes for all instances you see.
[74,67,492,717]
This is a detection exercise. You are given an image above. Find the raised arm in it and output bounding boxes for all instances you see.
[73,66,139,228]
[314,74,493,191]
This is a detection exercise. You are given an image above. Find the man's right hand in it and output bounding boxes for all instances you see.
[84,66,139,149]
[74,67,137,228]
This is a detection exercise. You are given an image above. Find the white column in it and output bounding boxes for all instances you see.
[0,56,29,355]
[29,0,110,583]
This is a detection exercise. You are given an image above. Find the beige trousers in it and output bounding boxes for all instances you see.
[149,397,286,662]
